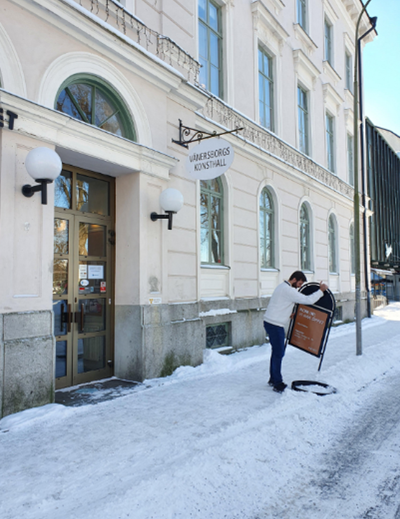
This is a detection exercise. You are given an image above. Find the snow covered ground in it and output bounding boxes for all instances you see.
[2,303,400,519]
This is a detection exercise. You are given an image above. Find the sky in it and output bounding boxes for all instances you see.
[1,303,400,518]
[363,0,400,135]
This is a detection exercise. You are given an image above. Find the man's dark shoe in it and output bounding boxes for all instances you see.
[268,379,274,386]
[273,382,287,393]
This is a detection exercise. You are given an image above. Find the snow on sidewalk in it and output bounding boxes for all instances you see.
[1,303,400,519]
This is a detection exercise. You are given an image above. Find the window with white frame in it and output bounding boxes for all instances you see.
[258,47,274,132]
[324,18,333,65]
[350,222,355,275]
[347,133,354,186]
[300,203,312,271]
[297,0,307,32]
[200,178,224,264]
[326,112,335,173]
[298,86,309,155]
[328,214,338,273]
[260,187,275,268]
[345,52,352,91]
[198,0,223,98]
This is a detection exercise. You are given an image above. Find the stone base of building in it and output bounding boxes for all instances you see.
[0,311,54,419]
[1,293,367,418]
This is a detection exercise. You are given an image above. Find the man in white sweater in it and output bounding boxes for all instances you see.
[263,271,328,393]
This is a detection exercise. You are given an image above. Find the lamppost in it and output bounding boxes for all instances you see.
[353,0,376,355]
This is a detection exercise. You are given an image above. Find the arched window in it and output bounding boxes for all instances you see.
[300,203,311,271]
[200,178,223,264]
[328,214,338,273]
[55,75,136,141]
[350,223,355,275]
[260,187,275,268]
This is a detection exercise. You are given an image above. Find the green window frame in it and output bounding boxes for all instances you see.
[328,214,338,274]
[345,52,352,91]
[350,223,355,275]
[260,187,275,268]
[198,0,223,98]
[347,133,354,186]
[326,113,335,173]
[297,0,307,31]
[200,178,224,265]
[300,203,311,271]
[298,86,309,155]
[55,75,136,141]
[324,18,333,65]
[258,47,274,131]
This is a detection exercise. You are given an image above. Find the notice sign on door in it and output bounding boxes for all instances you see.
[88,265,104,279]
[288,305,330,357]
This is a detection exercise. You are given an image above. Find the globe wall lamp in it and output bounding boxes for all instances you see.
[151,188,184,230]
[22,147,62,205]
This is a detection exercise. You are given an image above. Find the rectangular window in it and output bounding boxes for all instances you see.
[206,323,230,349]
[298,86,309,155]
[258,48,274,132]
[345,52,352,91]
[347,134,354,186]
[198,0,223,98]
[326,113,335,173]
[297,0,307,31]
[324,19,332,65]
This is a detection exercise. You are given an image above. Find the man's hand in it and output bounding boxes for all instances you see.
[319,282,328,292]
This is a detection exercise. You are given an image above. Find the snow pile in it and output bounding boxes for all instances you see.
[199,308,237,317]
[1,304,400,519]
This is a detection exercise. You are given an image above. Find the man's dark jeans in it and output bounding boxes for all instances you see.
[264,321,286,385]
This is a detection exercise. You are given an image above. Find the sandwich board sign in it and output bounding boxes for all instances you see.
[286,282,336,371]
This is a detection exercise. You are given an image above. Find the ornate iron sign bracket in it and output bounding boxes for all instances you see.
[172,119,243,148]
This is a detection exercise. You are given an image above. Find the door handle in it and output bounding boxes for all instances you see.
[80,304,85,331]
[74,306,85,332]
[67,303,72,333]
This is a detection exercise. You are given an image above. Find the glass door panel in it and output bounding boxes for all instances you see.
[77,336,106,373]
[79,223,106,256]
[78,299,106,333]
[53,167,114,389]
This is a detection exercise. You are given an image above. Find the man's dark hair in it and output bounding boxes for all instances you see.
[289,271,307,283]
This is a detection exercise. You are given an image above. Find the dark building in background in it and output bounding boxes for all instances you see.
[366,119,400,301]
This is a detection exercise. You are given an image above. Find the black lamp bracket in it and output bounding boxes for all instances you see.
[22,179,52,205]
[172,119,243,148]
[151,211,175,230]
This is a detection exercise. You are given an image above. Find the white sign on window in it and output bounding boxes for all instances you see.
[186,138,234,180]
[88,265,104,279]
[79,265,88,279]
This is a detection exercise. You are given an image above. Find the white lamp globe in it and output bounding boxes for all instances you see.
[25,147,62,182]
[159,188,184,213]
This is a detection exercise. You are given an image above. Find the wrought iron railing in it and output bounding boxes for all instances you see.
[68,0,201,83]
[200,95,354,199]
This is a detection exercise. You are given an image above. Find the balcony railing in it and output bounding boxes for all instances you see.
[69,0,201,83]
[200,95,354,199]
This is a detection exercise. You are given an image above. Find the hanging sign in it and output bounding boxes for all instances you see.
[186,138,234,180]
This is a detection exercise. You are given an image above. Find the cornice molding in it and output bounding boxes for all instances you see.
[252,1,289,50]
[293,23,318,56]
[323,83,344,115]
[323,60,342,85]
[0,89,177,180]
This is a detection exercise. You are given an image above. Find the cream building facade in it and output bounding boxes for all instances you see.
[0,0,374,417]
